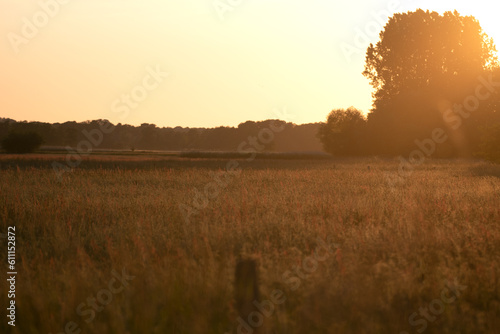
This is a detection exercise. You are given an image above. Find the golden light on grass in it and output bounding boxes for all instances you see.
[1,157,499,333]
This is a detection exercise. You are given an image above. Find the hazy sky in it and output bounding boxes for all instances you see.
[1,0,500,128]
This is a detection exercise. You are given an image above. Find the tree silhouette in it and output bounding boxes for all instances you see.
[363,9,498,156]
[364,9,497,105]
[317,107,366,156]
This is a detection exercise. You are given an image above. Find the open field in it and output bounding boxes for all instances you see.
[1,155,499,333]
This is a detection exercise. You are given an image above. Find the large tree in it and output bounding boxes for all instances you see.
[363,9,498,156]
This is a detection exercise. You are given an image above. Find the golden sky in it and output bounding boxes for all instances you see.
[1,0,500,127]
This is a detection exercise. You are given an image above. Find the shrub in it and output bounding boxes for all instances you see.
[317,107,367,156]
[1,131,44,153]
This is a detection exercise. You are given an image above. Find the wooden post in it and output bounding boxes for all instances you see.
[234,258,261,333]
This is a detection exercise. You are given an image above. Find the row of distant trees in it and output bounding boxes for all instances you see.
[0,119,323,153]
[319,9,500,163]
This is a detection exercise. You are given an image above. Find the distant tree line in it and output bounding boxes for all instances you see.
[0,119,323,153]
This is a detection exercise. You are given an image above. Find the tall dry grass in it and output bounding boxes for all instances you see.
[0,157,499,333]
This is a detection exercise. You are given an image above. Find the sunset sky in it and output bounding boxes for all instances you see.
[1,0,499,128]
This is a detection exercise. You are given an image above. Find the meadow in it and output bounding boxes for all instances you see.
[0,155,499,334]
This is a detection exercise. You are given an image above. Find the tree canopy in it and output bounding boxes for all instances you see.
[317,107,366,156]
[362,9,499,156]
[364,9,497,106]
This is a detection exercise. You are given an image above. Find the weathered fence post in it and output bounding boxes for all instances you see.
[234,258,261,334]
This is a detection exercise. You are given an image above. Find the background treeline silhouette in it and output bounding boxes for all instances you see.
[0,118,323,152]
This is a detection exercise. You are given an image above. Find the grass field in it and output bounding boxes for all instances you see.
[1,155,499,333]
